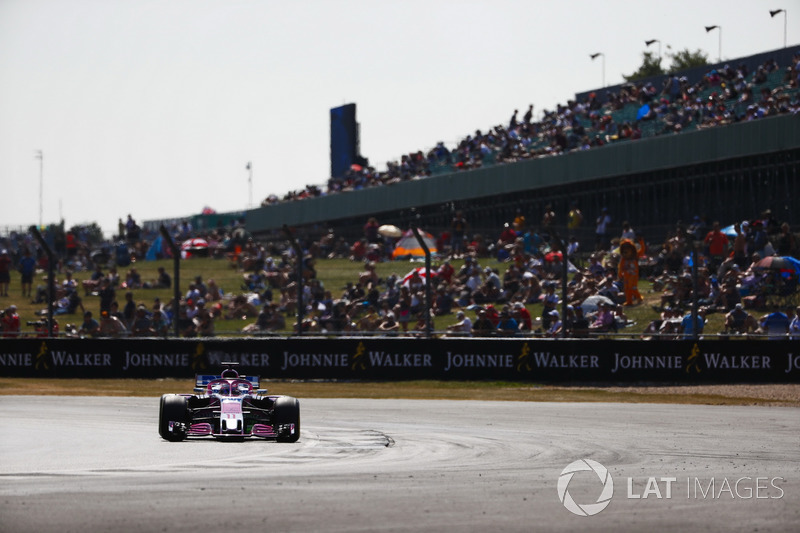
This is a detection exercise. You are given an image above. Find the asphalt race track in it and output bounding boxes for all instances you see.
[1,397,798,532]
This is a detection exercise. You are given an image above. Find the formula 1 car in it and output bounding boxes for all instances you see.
[158,362,300,442]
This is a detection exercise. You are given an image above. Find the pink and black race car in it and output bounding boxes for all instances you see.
[158,362,300,442]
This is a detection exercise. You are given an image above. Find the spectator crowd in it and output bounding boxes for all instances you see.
[264,55,800,205]
[2,53,800,340]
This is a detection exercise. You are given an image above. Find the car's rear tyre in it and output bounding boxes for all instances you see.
[273,396,300,443]
[159,394,188,441]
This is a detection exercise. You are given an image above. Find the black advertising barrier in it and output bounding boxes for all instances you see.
[1,337,799,383]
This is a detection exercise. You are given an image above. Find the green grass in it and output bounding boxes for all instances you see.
[4,255,729,337]
[0,378,797,406]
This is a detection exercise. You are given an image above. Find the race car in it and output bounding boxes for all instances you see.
[158,362,300,442]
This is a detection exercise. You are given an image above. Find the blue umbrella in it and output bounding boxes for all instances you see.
[755,255,800,277]
[636,104,651,120]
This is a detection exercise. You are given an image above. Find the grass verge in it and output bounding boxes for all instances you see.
[0,378,797,406]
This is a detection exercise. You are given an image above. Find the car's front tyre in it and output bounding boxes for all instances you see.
[159,394,189,441]
[273,396,300,443]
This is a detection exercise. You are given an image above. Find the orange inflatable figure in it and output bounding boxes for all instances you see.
[618,239,643,306]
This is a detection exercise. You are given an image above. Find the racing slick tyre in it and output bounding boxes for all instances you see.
[273,396,300,443]
[159,394,189,442]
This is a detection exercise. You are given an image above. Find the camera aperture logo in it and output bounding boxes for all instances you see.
[557,459,614,516]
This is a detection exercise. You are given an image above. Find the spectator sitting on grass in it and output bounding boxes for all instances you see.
[98,310,127,338]
[471,309,495,336]
[194,305,215,337]
[377,311,399,334]
[78,311,100,337]
[496,308,519,337]
[723,303,758,334]
[758,305,790,339]
[446,310,472,336]
[589,302,615,332]
[242,304,284,333]
[124,268,142,289]
[131,305,153,336]
[81,264,106,295]
[357,305,381,332]
[545,310,562,337]
[150,309,169,337]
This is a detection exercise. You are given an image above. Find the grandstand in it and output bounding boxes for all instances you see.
[245,47,800,249]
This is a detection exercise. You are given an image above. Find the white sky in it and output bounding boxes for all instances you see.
[0,0,796,238]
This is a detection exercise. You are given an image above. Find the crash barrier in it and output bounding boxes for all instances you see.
[1,337,798,383]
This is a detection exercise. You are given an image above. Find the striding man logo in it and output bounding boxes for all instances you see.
[34,341,50,371]
[685,343,702,373]
[351,341,367,371]
[516,342,531,372]
[191,343,207,371]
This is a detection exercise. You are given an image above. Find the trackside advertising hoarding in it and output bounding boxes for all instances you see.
[0,338,797,382]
